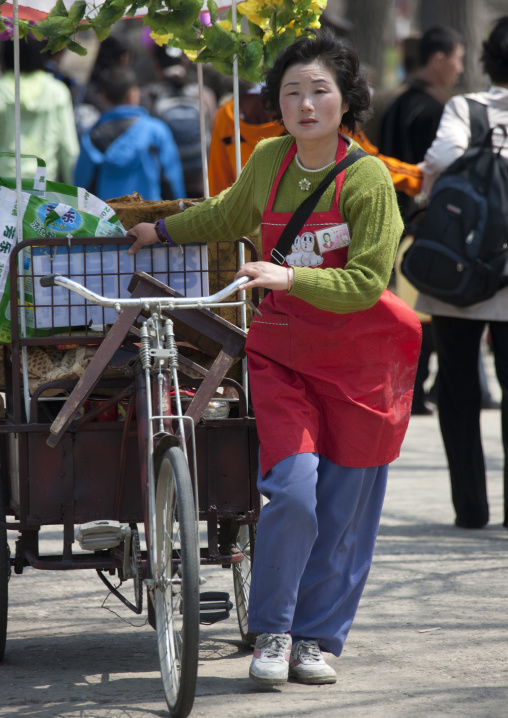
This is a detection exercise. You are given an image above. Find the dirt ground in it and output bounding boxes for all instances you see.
[1,354,508,718]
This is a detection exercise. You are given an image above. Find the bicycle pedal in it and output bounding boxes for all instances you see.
[199,591,233,625]
[75,520,129,551]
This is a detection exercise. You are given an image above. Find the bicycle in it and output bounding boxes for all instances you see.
[6,268,259,718]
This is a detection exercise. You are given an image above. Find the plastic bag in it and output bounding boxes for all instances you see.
[0,153,126,343]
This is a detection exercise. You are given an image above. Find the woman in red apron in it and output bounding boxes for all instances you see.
[128,29,421,688]
[235,33,421,687]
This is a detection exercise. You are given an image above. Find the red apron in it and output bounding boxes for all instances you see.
[245,137,422,475]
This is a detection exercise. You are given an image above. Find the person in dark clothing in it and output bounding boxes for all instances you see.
[380,26,464,415]
[380,26,464,167]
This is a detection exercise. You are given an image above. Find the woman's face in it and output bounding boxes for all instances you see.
[279,60,349,142]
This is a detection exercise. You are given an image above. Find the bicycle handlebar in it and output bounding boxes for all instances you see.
[39,273,261,314]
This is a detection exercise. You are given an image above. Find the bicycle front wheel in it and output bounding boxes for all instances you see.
[154,446,200,718]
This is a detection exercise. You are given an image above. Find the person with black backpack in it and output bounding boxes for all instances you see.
[412,16,508,531]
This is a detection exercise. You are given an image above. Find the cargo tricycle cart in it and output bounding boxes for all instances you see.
[0,234,261,718]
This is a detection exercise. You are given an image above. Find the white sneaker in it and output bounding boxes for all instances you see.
[249,633,292,685]
[289,640,337,684]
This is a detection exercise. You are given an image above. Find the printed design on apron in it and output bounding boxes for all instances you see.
[286,232,324,267]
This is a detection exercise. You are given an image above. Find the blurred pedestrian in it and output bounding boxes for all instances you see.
[144,44,216,197]
[74,34,133,139]
[0,33,79,184]
[380,26,465,415]
[74,67,185,202]
[416,16,508,530]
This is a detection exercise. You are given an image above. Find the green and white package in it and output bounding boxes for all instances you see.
[0,154,126,343]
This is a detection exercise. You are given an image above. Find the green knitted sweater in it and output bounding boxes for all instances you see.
[164,134,403,314]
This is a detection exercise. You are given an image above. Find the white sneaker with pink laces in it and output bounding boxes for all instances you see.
[289,640,337,684]
[249,633,292,685]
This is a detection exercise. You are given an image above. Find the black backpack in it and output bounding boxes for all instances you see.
[401,98,508,307]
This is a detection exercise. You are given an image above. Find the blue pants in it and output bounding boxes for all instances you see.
[248,453,388,656]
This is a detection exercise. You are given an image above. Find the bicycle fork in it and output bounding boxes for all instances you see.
[139,313,202,586]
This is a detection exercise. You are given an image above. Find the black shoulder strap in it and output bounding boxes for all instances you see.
[270,147,367,265]
[466,98,490,147]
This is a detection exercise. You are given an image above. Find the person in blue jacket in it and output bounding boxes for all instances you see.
[74,67,185,201]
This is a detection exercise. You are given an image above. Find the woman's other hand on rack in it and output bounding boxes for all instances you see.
[127,222,159,255]
[235,262,291,292]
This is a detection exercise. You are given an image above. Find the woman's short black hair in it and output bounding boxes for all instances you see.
[481,16,508,85]
[260,28,371,133]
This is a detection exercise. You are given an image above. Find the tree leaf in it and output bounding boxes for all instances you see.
[239,39,264,82]
[66,38,88,56]
[247,20,265,39]
[269,11,278,34]
[92,23,112,43]
[67,0,87,25]
[93,2,126,28]
[207,0,219,25]
[43,36,70,54]
[32,16,75,42]
[210,59,234,76]
[276,9,294,26]
[203,23,238,55]
[147,0,202,34]
[265,31,295,67]
[48,0,69,18]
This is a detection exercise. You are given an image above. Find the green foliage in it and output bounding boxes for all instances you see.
[207,1,219,25]
[203,23,239,56]
[240,38,264,82]
[247,19,264,39]
[20,0,324,82]
[49,0,69,17]
[67,1,87,25]
[264,27,297,68]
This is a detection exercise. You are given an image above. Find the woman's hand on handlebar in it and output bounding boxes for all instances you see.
[127,222,159,255]
[235,261,289,292]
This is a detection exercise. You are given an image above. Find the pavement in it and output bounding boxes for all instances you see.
[1,349,508,718]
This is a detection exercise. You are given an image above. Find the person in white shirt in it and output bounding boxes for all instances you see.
[417,16,508,530]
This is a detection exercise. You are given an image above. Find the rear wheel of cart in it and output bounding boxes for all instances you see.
[233,523,257,647]
[0,472,10,663]
[154,446,199,718]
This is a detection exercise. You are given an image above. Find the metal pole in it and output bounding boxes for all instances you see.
[13,0,31,422]
[231,0,249,405]
[197,63,210,199]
